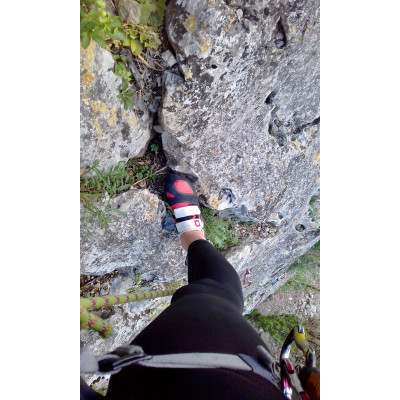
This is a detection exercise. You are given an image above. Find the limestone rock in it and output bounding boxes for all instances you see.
[114,0,141,25]
[160,0,320,221]
[80,41,151,172]
[80,189,186,281]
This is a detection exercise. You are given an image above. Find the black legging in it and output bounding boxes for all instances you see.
[128,239,266,357]
[104,240,286,400]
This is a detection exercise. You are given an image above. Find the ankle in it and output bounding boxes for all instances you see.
[180,230,206,251]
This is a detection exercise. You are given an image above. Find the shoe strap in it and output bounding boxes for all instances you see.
[173,205,201,219]
[175,218,204,234]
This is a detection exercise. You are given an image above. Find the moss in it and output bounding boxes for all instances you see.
[245,310,301,343]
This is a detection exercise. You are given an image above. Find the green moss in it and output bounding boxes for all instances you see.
[245,310,301,343]
[201,208,239,250]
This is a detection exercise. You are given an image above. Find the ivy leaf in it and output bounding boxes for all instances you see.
[130,39,142,56]
[82,32,90,49]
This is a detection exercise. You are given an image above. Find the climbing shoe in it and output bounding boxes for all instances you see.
[164,174,204,235]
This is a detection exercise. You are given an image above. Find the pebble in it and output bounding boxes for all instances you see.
[310,305,317,313]
[289,297,293,301]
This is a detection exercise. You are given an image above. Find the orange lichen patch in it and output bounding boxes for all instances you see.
[91,100,107,115]
[82,72,95,88]
[267,195,272,200]
[209,195,223,209]
[184,15,197,33]
[314,153,320,164]
[184,91,189,95]
[211,148,217,154]
[177,87,183,92]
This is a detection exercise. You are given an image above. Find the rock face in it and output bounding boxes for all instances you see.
[158,0,320,308]
[80,0,320,388]
[80,41,152,172]
[80,189,187,281]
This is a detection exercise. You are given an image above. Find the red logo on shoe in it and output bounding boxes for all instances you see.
[195,220,201,227]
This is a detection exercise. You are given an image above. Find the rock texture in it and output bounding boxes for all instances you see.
[158,0,320,308]
[80,41,152,172]
[80,0,320,389]
[80,189,187,281]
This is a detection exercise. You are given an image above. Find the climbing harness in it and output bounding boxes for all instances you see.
[80,289,178,338]
[80,343,281,392]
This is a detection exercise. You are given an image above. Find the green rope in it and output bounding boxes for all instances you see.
[80,289,178,338]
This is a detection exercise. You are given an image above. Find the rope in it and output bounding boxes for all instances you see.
[80,289,178,338]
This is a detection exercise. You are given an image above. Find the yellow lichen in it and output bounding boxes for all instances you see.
[108,106,117,126]
[177,87,183,92]
[144,199,158,221]
[91,101,107,115]
[294,140,301,150]
[184,65,193,80]
[82,72,95,88]
[127,113,138,125]
[201,38,212,54]
[230,18,236,24]
[314,153,320,164]
[82,97,90,105]
[223,90,231,99]
[209,2,217,8]
[267,195,272,200]
[94,118,102,139]
[184,15,197,33]
[122,111,127,117]
[211,148,216,154]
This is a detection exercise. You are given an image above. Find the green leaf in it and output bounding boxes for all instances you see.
[130,39,142,56]
[113,55,121,60]
[109,17,123,30]
[125,92,135,97]
[139,1,156,26]
[120,55,127,62]
[121,81,128,91]
[109,28,127,42]
[86,20,97,32]
[80,18,89,34]
[81,32,90,49]
[91,29,107,47]
[117,184,131,191]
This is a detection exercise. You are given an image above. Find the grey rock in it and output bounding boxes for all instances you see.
[114,0,141,25]
[80,41,152,172]
[310,304,317,313]
[161,50,177,67]
[80,189,187,281]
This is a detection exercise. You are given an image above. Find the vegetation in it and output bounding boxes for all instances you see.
[245,310,301,343]
[201,208,239,250]
[80,160,132,231]
[281,241,320,293]
[308,195,320,233]
[80,158,158,231]
[80,0,166,109]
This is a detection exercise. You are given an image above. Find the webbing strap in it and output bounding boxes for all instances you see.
[174,205,201,219]
[175,218,204,234]
[81,345,279,388]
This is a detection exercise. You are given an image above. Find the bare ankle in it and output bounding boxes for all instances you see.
[180,230,206,251]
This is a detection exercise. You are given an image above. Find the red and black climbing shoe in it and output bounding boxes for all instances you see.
[164,174,204,235]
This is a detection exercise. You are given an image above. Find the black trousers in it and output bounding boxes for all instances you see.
[129,239,266,357]
[104,240,285,400]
